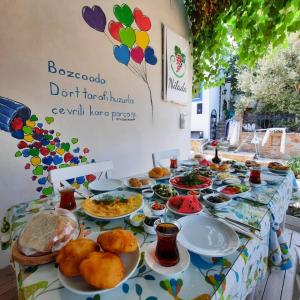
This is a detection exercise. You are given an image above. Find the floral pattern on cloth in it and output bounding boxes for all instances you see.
[0,171,296,300]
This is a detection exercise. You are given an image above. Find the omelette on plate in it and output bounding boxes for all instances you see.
[82,194,142,218]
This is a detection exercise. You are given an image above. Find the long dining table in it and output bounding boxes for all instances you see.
[0,168,296,300]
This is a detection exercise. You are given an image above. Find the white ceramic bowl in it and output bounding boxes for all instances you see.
[129,212,145,227]
[150,203,166,216]
[143,217,161,235]
[202,193,232,209]
[142,189,154,199]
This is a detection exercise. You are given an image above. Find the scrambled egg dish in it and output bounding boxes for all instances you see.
[82,194,143,218]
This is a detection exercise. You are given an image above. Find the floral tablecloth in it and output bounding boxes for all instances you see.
[1,171,295,300]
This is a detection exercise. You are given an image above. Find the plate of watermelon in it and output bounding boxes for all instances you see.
[167,195,202,216]
[169,173,212,191]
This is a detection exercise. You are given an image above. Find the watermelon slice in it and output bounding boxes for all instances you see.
[168,195,201,214]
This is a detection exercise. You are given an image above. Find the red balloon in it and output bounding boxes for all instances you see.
[86,174,96,182]
[131,47,144,64]
[108,21,123,42]
[133,8,151,31]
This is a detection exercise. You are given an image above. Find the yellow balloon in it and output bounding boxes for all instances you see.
[31,156,41,166]
[135,30,150,50]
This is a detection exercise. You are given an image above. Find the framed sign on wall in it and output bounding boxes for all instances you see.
[162,25,189,105]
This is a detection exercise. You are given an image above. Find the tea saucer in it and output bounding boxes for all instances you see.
[144,241,190,276]
[249,180,267,188]
[54,200,81,212]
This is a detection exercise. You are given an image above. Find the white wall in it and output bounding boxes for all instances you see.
[0,0,192,223]
[191,88,220,139]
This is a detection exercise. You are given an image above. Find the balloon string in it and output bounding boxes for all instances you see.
[104,32,115,46]
[127,64,140,78]
[144,61,148,81]
[129,62,146,82]
[132,62,144,80]
[138,62,147,82]
[128,62,140,77]
[127,64,146,82]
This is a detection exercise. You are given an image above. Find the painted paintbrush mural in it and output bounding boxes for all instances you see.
[82,3,157,118]
[0,96,95,197]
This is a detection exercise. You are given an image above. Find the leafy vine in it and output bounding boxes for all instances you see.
[184,0,300,89]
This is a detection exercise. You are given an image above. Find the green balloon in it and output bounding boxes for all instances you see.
[113,4,133,27]
[119,27,136,48]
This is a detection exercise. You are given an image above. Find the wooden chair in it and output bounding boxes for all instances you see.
[0,265,18,300]
[152,149,180,167]
[292,247,300,300]
[49,161,113,195]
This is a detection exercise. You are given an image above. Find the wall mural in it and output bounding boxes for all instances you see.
[82,3,157,119]
[0,4,158,197]
[0,97,96,198]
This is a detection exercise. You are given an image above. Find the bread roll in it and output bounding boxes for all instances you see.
[18,212,78,256]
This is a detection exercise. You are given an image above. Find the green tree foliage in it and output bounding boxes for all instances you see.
[184,0,300,89]
[235,34,300,116]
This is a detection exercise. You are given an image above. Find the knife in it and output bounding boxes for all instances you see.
[203,210,263,240]
[205,206,261,232]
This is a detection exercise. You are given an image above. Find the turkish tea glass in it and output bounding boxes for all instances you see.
[59,188,76,210]
[154,220,181,267]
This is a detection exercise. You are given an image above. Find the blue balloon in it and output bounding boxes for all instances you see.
[113,45,130,65]
[145,46,157,65]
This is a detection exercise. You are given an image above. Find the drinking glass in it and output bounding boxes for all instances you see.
[154,220,181,267]
[249,167,261,184]
[170,157,178,170]
[59,188,76,210]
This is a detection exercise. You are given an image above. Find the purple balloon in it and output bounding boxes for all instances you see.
[82,5,106,32]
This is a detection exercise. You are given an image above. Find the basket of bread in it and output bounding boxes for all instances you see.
[56,229,140,295]
[12,209,81,266]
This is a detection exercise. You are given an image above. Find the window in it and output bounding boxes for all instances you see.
[197,103,203,114]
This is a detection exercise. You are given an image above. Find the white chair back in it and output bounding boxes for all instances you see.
[152,149,180,167]
[49,161,113,195]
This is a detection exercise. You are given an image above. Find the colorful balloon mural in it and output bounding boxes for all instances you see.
[0,96,96,198]
[82,3,157,119]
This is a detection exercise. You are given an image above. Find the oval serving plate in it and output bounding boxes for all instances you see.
[169,175,212,191]
[89,179,122,192]
[123,177,156,190]
[58,231,140,296]
[82,191,143,220]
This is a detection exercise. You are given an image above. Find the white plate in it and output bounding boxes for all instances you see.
[154,174,171,181]
[89,179,122,192]
[123,178,156,190]
[262,173,282,185]
[145,241,190,276]
[54,200,81,212]
[223,178,241,185]
[58,231,140,296]
[268,167,289,174]
[83,191,144,220]
[217,185,249,199]
[166,200,202,216]
[202,193,232,209]
[177,214,240,257]
[180,160,199,167]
